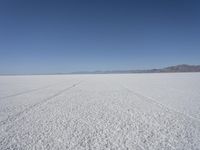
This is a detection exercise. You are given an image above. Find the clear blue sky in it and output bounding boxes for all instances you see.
[0,0,200,74]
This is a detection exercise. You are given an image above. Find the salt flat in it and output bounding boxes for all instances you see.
[0,73,200,150]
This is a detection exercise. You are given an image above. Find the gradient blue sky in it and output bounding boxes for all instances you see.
[0,0,200,74]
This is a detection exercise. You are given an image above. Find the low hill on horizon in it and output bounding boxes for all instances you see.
[70,64,200,74]
[1,64,200,75]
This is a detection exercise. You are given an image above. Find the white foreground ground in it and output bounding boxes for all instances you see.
[0,73,200,150]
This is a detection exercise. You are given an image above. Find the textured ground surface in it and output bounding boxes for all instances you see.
[0,73,200,150]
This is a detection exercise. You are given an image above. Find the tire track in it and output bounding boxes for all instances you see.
[0,81,82,127]
[0,81,67,100]
[121,85,200,123]
[111,85,196,150]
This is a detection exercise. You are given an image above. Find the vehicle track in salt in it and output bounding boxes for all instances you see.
[0,81,66,100]
[121,85,200,123]
[0,81,82,127]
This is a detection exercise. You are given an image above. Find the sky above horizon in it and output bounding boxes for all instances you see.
[0,0,200,74]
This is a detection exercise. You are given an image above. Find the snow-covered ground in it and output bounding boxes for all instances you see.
[0,73,200,150]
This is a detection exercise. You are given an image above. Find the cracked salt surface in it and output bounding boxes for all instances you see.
[0,73,200,149]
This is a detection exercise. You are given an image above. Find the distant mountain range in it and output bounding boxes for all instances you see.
[1,64,200,75]
[70,64,200,74]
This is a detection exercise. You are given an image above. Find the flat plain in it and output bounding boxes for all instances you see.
[0,73,200,149]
